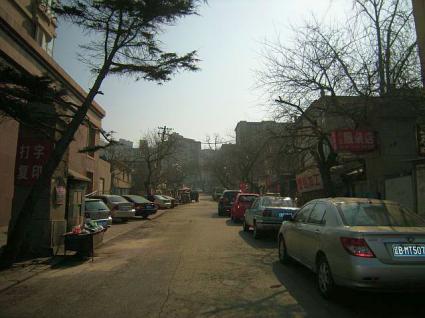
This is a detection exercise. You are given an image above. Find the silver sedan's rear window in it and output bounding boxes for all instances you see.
[339,203,425,227]
[262,197,293,207]
[85,200,109,211]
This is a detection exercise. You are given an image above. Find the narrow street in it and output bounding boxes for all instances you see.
[0,196,424,318]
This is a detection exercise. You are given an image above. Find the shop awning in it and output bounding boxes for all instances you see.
[68,169,91,182]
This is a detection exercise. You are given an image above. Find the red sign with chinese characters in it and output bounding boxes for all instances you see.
[296,169,323,193]
[330,129,376,153]
[15,137,53,186]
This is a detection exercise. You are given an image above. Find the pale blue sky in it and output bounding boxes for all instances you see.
[54,0,346,146]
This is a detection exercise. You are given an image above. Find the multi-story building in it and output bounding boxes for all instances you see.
[234,121,296,195]
[168,133,202,189]
[294,95,425,215]
[0,0,111,254]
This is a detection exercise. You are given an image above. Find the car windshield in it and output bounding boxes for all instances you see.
[85,200,108,211]
[339,203,425,227]
[108,196,128,203]
[262,197,293,207]
[224,192,239,200]
[125,195,150,204]
[239,195,257,203]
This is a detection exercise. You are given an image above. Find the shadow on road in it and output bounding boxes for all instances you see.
[225,219,241,227]
[210,212,223,219]
[272,260,425,318]
[238,231,276,250]
[50,255,87,269]
[201,289,304,317]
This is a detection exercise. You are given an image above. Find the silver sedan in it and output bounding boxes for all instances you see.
[277,197,425,298]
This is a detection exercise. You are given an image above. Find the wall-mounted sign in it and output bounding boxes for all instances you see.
[417,124,425,156]
[15,136,53,186]
[296,169,323,193]
[55,186,66,205]
[330,129,376,153]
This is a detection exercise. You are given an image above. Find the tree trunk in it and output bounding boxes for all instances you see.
[318,162,335,197]
[316,136,336,197]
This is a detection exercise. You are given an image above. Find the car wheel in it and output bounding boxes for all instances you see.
[243,219,249,232]
[278,236,290,264]
[253,222,261,239]
[317,255,336,299]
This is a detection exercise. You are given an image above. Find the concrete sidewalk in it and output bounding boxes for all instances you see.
[0,207,170,293]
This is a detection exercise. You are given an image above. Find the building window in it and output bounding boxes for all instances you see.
[87,125,96,157]
[86,172,94,194]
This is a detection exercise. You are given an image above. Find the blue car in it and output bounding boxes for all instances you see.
[243,196,299,239]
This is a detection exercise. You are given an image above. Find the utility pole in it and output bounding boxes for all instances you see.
[155,126,173,191]
[158,126,173,142]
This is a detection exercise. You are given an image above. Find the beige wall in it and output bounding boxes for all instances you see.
[98,159,111,194]
[112,166,132,191]
[0,0,57,54]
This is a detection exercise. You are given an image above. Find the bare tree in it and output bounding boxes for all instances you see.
[4,0,205,260]
[257,0,421,196]
[204,135,238,189]
[135,131,177,195]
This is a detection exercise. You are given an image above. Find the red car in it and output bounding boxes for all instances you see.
[230,193,259,222]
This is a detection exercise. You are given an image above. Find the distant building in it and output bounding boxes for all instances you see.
[234,121,296,195]
[200,148,217,192]
[168,133,202,189]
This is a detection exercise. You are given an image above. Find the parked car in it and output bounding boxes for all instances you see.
[212,187,225,201]
[190,190,199,202]
[218,190,241,216]
[178,190,191,204]
[230,193,259,222]
[162,195,177,208]
[122,194,157,218]
[145,194,155,202]
[277,197,425,298]
[244,196,298,238]
[153,195,172,209]
[90,195,135,221]
[84,198,112,228]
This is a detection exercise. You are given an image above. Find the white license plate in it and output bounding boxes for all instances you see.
[278,212,291,218]
[392,244,425,257]
[95,220,108,228]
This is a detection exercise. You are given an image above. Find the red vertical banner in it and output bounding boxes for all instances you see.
[15,135,53,186]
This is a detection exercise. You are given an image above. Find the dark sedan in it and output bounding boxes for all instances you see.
[122,195,157,218]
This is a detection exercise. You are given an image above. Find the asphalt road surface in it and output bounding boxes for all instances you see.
[0,196,424,318]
